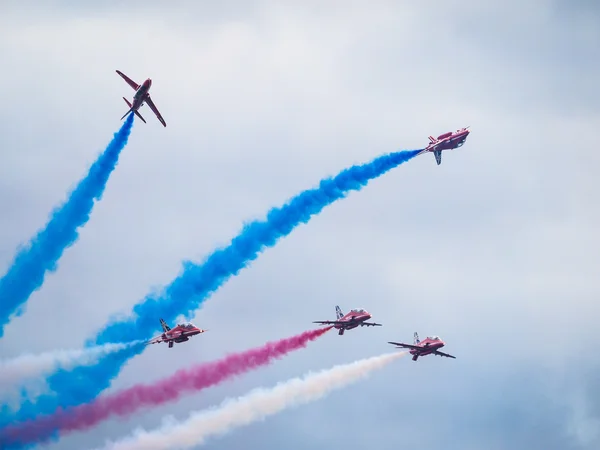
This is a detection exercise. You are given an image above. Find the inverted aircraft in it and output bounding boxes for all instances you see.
[313,305,382,335]
[388,332,456,361]
[147,318,207,348]
[116,70,167,127]
[420,127,470,165]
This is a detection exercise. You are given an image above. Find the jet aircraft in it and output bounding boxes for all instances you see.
[116,70,167,127]
[313,305,382,335]
[147,318,207,348]
[420,127,470,165]
[388,332,456,361]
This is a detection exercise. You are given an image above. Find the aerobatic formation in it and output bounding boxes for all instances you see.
[0,70,470,449]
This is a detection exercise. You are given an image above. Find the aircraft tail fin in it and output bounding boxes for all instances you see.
[433,149,442,165]
[121,97,146,123]
[413,332,420,345]
[160,318,171,332]
[335,305,344,319]
[120,97,133,119]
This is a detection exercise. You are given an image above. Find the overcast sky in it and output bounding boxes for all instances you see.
[1,1,599,449]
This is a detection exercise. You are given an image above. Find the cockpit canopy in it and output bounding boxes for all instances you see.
[350,308,367,314]
[427,336,441,341]
[178,322,196,329]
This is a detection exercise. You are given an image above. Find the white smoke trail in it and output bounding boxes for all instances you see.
[0,341,143,389]
[97,351,406,450]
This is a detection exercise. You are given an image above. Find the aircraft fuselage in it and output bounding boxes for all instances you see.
[409,340,446,360]
[428,129,470,152]
[161,328,202,345]
[131,79,152,111]
[335,314,372,330]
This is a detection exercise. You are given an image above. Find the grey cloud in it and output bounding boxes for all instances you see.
[0,1,598,449]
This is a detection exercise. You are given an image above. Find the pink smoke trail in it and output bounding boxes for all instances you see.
[0,327,331,447]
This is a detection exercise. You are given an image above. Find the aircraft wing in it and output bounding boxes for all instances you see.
[116,70,140,90]
[147,335,165,345]
[433,350,456,359]
[361,322,382,327]
[388,341,422,350]
[313,320,343,325]
[145,95,167,127]
[184,329,207,337]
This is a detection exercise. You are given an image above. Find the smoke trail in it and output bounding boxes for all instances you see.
[0,341,144,391]
[4,148,421,426]
[0,113,135,338]
[0,328,331,447]
[97,351,406,450]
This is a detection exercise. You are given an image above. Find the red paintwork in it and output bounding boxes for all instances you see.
[388,332,456,361]
[407,336,445,359]
[147,319,207,348]
[426,127,470,152]
[313,306,382,335]
[116,70,167,127]
[420,127,470,165]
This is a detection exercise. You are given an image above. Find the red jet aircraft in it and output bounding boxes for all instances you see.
[388,332,456,361]
[419,127,470,165]
[147,319,207,348]
[313,305,382,335]
[116,70,167,127]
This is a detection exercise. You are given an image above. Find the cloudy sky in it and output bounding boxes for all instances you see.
[1,0,599,449]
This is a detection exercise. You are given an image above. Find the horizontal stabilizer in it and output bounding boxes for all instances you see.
[360,322,382,327]
[120,97,146,123]
[134,110,146,123]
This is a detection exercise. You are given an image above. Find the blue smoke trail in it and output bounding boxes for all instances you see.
[0,148,421,433]
[0,114,135,338]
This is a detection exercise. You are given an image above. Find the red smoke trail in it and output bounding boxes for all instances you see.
[0,327,331,447]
